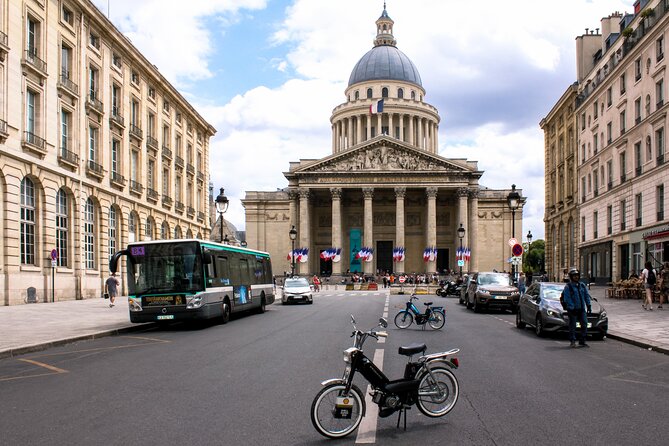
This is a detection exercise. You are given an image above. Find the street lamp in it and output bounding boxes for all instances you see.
[526,230,533,249]
[289,225,298,277]
[457,223,466,277]
[240,241,247,248]
[215,187,229,243]
[507,184,521,281]
[223,234,229,244]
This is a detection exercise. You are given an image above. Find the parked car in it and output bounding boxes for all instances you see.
[282,277,314,304]
[465,272,520,313]
[515,282,608,339]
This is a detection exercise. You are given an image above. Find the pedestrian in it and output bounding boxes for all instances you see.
[105,272,120,308]
[561,268,591,348]
[640,261,657,310]
[312,275,321,292]
[518,272,526,294]
[562,268,569,283]
[659,262,669,310]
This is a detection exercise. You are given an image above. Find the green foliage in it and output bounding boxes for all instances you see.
[622,27,634,38]
[523,239,545,274]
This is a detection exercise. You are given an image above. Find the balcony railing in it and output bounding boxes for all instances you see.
[58,147,79,165]
[175,156,184,169]
[659,211,665,221]
[635,166,642,177]
[187,206,195,216]
[129,124,143,139]
[22,50,47,75]
[636,116,641,124]
[0,30,7,48]
[197,171,204,182]
[594,189,599,197]
[86,92,103,114]
[0,119,7,136]
[130,180,144,194]
[636,217,642,227]
[658,154,665,165]
[110,107,124,128]
[88,159,104,173]
[197,211,205,221]
[620,174,627,183]
[658,100,665,109]
[162,146,172,160]
[607,181,613,191]
[146,135,159,150]
[186,164,195,175]
[23,131,46,152]
[581,195,586,203]
[175,201,185,212]
[110,171,126,186]
[147,188,159,201]
[58,74,78,96]
[162,195,173,207]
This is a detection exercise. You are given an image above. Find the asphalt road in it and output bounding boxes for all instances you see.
[1,290,668,446]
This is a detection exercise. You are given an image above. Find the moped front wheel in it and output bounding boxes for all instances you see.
[394,311,414,329]
[311,383,365,439]
[428,310,446,330]
[416,367,459,417]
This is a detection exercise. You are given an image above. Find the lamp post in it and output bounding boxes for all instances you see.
[214,187,229,243]
[457,222,466,277]
[223,234,229,245]
[526,230,533,276]
[240,241,247,248]
[289,225,297,277]
[507,184,520,281]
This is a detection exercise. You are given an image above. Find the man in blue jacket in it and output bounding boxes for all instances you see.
[562,268,592,348]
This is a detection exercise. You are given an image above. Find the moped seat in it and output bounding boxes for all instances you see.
[398,343,427,356]
[423,302,433,306]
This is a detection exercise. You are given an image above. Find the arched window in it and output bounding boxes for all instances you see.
[56,189,68,267]
[161,221,169,240]
[398,88,404,99]
[20,178,36,265]
[174,225,182,239]
[559,222,565,268]
[568,218,575,266]
[196,232,202,240]
[109,207,117,260]
[383,24,387,31]
[186,228,193,239]
[354,91,359,100]
[367,88,373,99]
[84,198,95,269]
[128,212,137,243]
[382,87,388,98]
[145,218,154,240]
[411,91,416,100]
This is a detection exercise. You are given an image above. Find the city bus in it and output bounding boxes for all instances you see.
[109,239,274,323]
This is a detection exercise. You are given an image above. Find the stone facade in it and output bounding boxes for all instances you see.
[243,6,524,278]
[0,0,214,305]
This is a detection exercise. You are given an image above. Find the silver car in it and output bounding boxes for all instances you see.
[282,277,314,305]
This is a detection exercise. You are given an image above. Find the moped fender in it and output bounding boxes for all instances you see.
[320,378,346,386]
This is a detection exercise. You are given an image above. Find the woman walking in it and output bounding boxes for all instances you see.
[640,261,657,311]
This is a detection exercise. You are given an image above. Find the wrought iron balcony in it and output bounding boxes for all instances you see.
[0,119,7,137]
[175,201,185,212]
[635,166,642,177]
[162,195,173,207]
[22,50,47,76]
[58,73,79,96]
[175,156,184,169]
[594,189,599,197]
[130,180,144,195]
[186,164,195,175]
[658,154,665,166]
[110,171,126,187]
[197,211,205,221]
[129,124,142,140]
[197,171,205,182]
[58,147,79,166]
[162,146,172,160]
[22,131,46,153]
[607,181,613,191]
[620,173,627,183]
[110,107,124,128]
[87,160,105,179]
[86,92,103,114]
[187,206,195,216]
[147,187,159,201]
[146,135,159,150]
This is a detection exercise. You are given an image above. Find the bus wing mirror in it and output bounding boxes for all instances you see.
[109,249,130,274]
[202,252,212,265]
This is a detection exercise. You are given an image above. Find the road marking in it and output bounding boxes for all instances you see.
[356,348,384,444]
[17,359,68,374]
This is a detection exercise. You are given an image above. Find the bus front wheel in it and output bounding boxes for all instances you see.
[256,294,266,314]
[221,300,231,324]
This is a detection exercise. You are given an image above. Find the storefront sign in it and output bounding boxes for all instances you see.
[642,225,669,240]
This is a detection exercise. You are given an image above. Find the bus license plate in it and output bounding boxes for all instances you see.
[157,315,174,320]
[576,322,592,328]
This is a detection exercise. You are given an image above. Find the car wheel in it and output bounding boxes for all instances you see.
[459,297,464,305]
[466,296,473,310]
[473,298,481,313]
[592,332,605,341]
[535,314,545,337]
[516,311,526,329]
[308,296,314,305]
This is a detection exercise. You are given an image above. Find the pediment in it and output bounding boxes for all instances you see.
[294,138,473,174]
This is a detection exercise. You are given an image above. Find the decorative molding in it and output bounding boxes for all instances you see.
[491,210,503,219]
[425,187,438,198]
[298,188,311,200]
[469,188,480,199]
[330,187,342,199]
[394,186,406,198]
[478,211,488,219]
[310,146,456,172]
[457,187,469,198]
[288,189,299,200]
[362,187,374,199]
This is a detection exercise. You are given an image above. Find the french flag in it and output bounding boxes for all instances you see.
[369,99,384,114]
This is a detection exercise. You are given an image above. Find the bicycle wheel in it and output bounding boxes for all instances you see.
[311,383,365,439]
[416,367,459,417]
[428,310,446,330]
[394,311,414,329]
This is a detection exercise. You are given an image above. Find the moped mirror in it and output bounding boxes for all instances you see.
[350,315,356,325]
[379,317,388,328]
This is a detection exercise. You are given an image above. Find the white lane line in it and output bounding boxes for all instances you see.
[355,349,384,444]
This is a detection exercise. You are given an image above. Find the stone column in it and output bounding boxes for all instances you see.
[419,118,424,148]
[434,123,439,153]
[331,188,343,276]
[468,188,480,273]
[456,188,469,272]
[395,187,406,274]
[388,113,393,138]
[299,188,311,275]
[366,114,371,140]
[409,116,414,145]
[288,189,298,230]
[332,124,336,152]
[426,187,438,273]
[399,114,404,142]
[377,113,382,137]
[356,115,363,145]
[362,187,374,275]
[347,117,353,149]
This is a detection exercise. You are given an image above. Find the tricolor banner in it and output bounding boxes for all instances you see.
[392,246,405,262]
[355,247,374,262]
[369,99,384,114]
[423,246,437,262]
[319,248,341,262]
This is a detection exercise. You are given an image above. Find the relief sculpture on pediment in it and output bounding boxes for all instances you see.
[313,147,447,172]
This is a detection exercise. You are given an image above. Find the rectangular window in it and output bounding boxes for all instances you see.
[607,87,612,107]
[84,200,95,269]
[26,89,37,134]
[593,133,598,154]
[593,169,599,196]
[89,66,99,100]
[60,110,70,150]
[88,126,98,162]
[658,184,665,221]
[607,205,613,235]
[148,112,155,138]
[635,97,642,124]
[657,127,665,165]
[112,53,122,69]
[593,211,598,239]
[131,99,139,126]
[582,216,586,242]
[56,191,68,267]
[89,31,100,50]
[112,84,121,116]
[175,134,182,156]
[620,110,626,134]
[175,176,182,202]
[131,150,139,182]
[620,73,626,94]
[187,182,193,207]
[162,168,169,195]
[163,100,170,112]
[27,17,39,56]
[581,143,586,163]
[148,159,155,189]
[636,193,643,227]
[111,139,120,175]
[658,35,665,62]
[607,121,612,144]
[61,44,71,78]
[163,125,170,148]
[581,112,586,131]
[581,177,586,202]
[620,151,627,182]
[62,6,74,26]
[109,208,117,261]
[607,160,613,189]
[635,142,642,176]
[20,180,36,265]
[131,71,139,85]
[621,199,627,230]
[657,79,664,108]
[148,87,156,100]
[593,101,598,119]
[635,57,642,81]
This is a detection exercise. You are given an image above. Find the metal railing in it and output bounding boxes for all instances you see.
[86,92,103,113]
[0,30,7,47]
[608,181,613,191]
[58,74,78,95]
[658,154,665,165]
[162,146,172,160]
[197,211,205,221]
[175,201,185,212]
[187,206,195,216]
[87,159,104,175]
[621,173,627,183]
[0,119,7,135]
[23,50,47,74]
[186,164,195,175]
[197,171,204,182]
[110,107,124,127]
[129,124,143,139]
[130,180,144,194]
[147,188,159,200]
[146,135,158,150]
[635,166,642,177]
[110,171,126,185]
[59,147,79,165]
[23,131,46,150]
[175,156,184,168]
[162,195,173,206]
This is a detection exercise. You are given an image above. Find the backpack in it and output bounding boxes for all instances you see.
[559,291,568,310]
[647,269,656,286]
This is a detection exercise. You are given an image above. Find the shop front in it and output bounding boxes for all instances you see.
[580,241,612,285]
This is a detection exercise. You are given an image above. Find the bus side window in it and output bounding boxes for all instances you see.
[229,254,241,286]
[206,257,216,286]
[263,258,272,282]
[256,259,264,284]
[216,256,230,286]
[239,258,251,284]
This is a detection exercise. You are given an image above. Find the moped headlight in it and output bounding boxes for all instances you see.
[343,347,357,363]
[600,310,607,319]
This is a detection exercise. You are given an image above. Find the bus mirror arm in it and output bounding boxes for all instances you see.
[202,252,212,265]
[109,249,130,275]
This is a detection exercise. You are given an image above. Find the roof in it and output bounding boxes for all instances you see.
[348,45,422,87]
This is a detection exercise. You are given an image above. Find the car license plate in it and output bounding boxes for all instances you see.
[494,296,507,299]
[576,322,592,328]
[157,315,174,320]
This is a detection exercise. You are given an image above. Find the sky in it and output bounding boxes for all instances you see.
[94,0,635,241]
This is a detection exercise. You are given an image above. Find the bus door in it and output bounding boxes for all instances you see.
[237,257,253,308]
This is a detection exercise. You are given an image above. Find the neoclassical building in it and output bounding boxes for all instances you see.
[0,0,214,304]
[243,6,524,277]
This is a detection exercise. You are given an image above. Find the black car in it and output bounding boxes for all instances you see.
[516,282,608,339]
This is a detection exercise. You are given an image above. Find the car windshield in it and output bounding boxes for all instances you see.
[285,278,310,288]
[478,274,511,286]
[541,284,565,300]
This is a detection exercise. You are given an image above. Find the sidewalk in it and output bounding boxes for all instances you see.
[1,287,667,359]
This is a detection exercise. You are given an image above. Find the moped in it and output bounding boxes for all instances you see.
[394,294,446,330]
[310,316,460,439]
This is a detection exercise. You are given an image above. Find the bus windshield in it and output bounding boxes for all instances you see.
[127,242,204,296]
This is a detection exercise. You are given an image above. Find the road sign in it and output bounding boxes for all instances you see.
[51,259,57,268]
[50,249,58,260]
[398,276,406,283]
[511,243,524,257]
[457,260,464,267]
[508,238,518,247]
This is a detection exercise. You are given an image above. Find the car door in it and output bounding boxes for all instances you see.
[525,284,541,322]
[520,283,537,322]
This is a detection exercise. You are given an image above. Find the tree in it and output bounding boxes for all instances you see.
[523,239,545,274]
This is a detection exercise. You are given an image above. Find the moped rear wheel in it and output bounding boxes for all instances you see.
[416,367,459,417]
[394,311,414,329]
[311,383,365,439]
[428,310,446,330]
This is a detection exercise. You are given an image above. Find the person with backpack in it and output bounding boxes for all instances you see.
[641,261,657,311]
[561,268,592,348]
[658,261,669,310]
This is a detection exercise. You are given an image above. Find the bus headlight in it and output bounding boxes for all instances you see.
[187,295,203,309]
[128,298,142,312]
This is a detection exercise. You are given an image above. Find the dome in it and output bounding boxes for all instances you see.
[348,45,422,88]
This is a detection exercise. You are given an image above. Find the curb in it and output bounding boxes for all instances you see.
[606,331,669,355]
[0,323,157,360]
